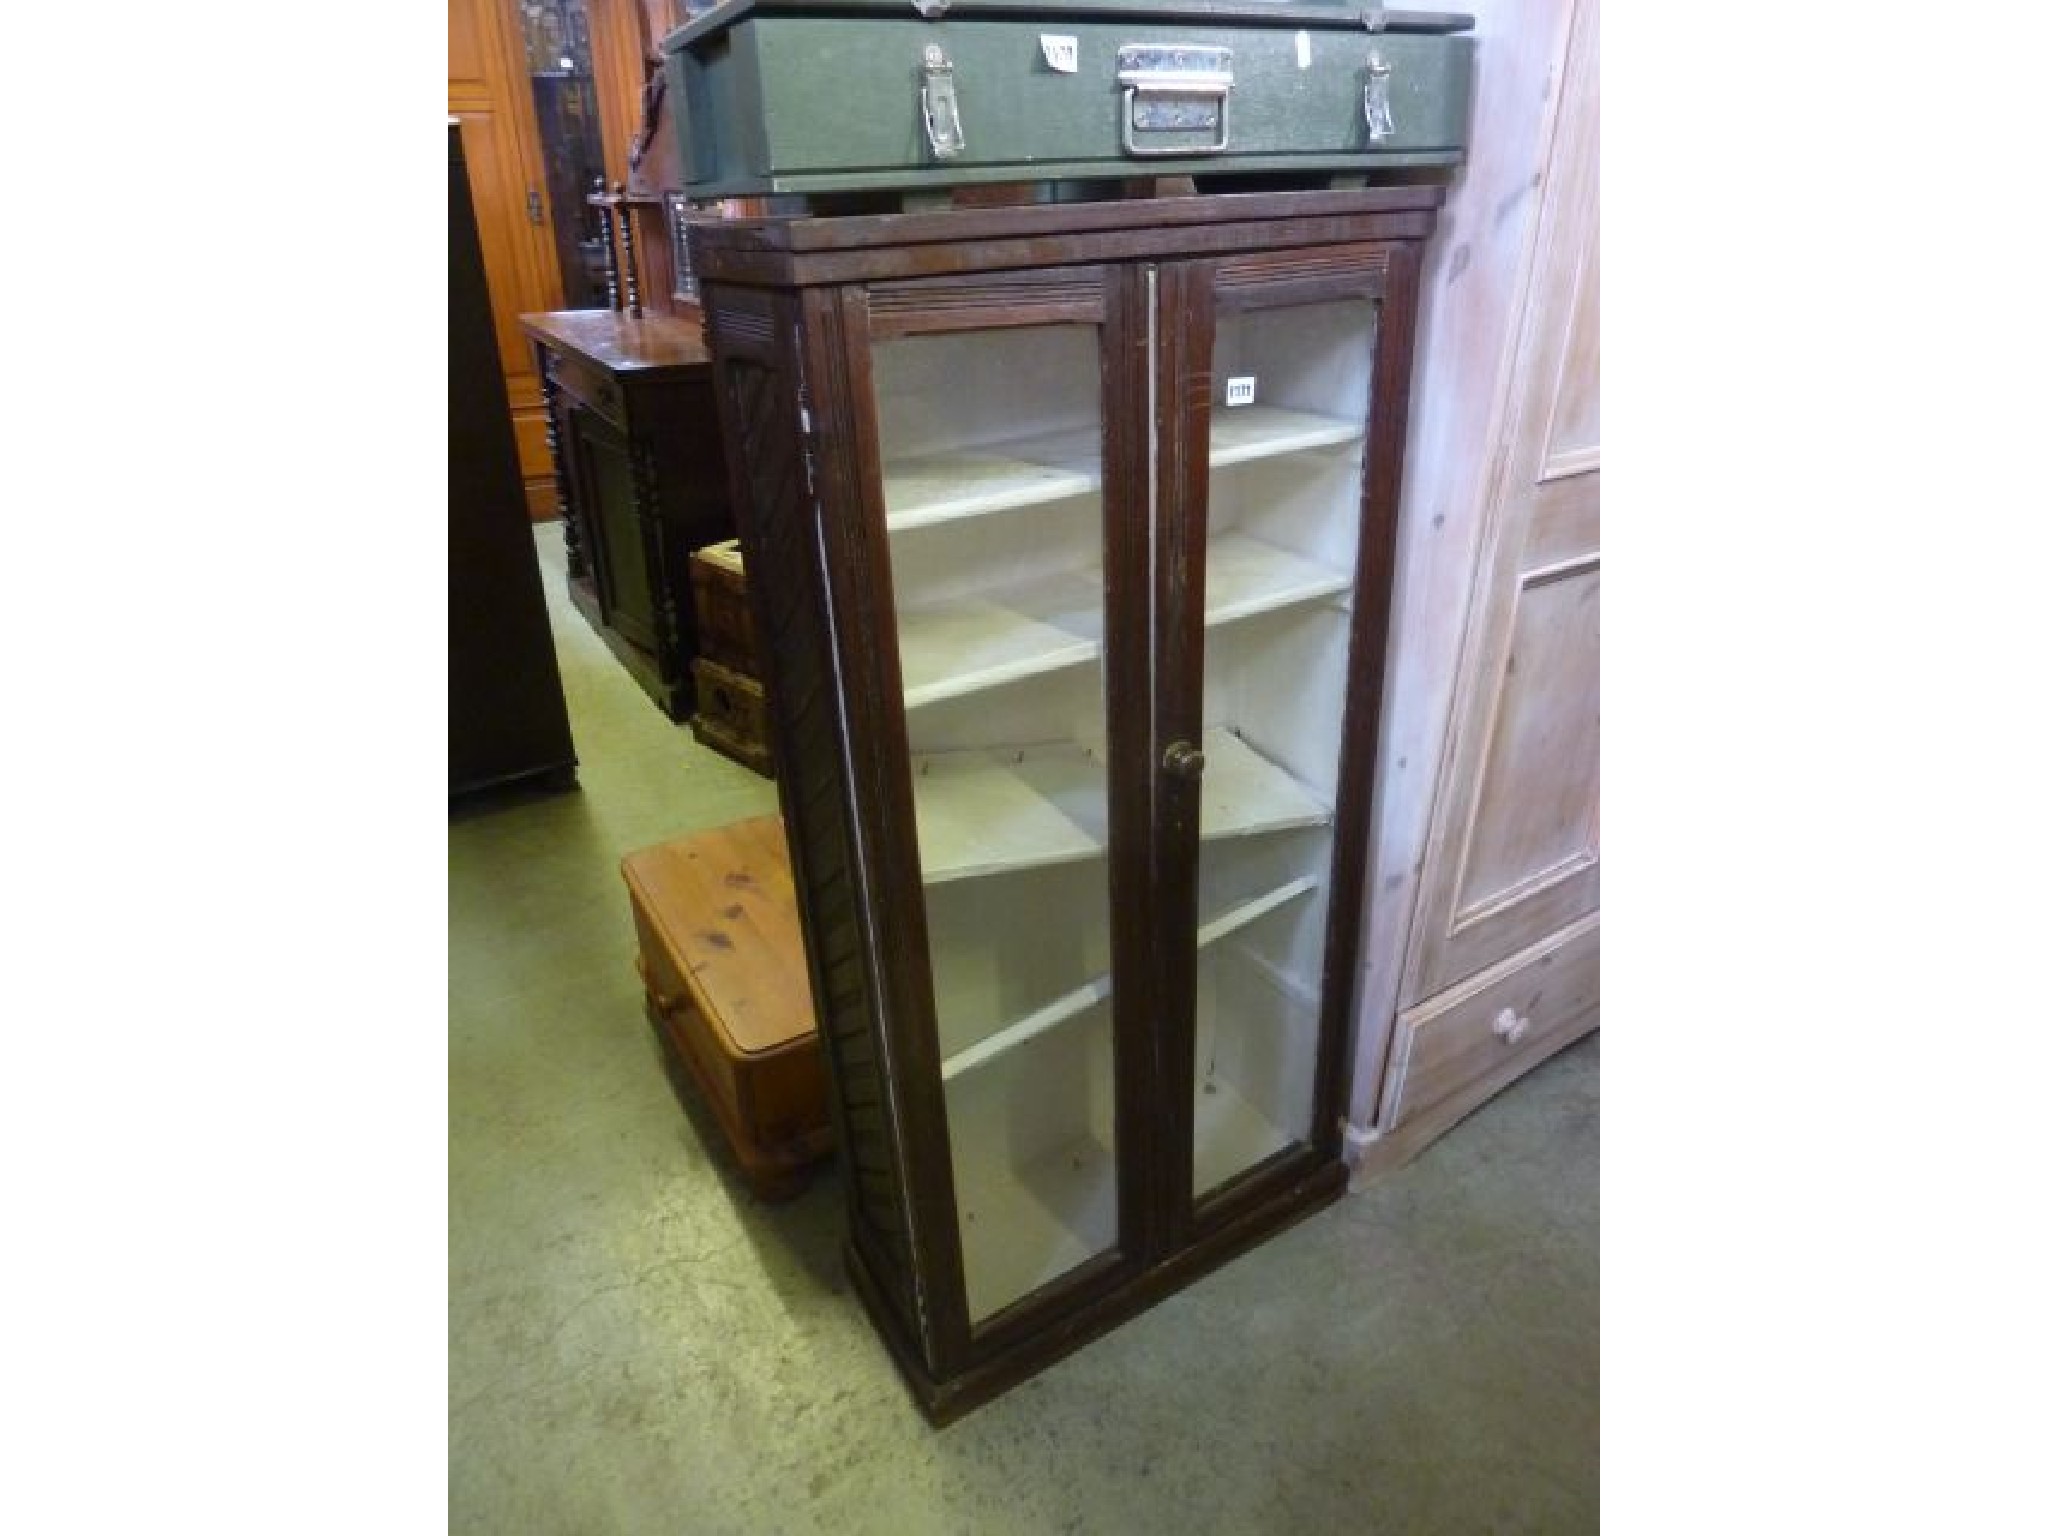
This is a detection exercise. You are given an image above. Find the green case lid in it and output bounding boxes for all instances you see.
[665,1,1475,54]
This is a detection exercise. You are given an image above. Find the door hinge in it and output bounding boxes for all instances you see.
[526,187,545,225]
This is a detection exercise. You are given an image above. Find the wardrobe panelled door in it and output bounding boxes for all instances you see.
[690,189,1439,1420]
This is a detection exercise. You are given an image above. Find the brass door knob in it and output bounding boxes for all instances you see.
[1162,741,1206,780]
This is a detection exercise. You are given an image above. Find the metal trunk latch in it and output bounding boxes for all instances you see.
[920,45,966,159]
[1362,50,1395,142]
[1117,44,1234,157]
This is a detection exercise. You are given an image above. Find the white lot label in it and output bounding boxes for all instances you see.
[1041,35,1079,74]
[1295,30,1312,69]
[1225,376,1256,407]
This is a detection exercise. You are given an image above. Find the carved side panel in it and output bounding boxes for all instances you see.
[536,357,586,578]
[626,431,679,665]
[706,293,922,1341]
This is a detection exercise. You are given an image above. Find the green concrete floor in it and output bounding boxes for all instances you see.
[450,522,1598,1535]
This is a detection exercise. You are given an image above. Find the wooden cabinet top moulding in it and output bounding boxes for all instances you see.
[687,185,1447,289]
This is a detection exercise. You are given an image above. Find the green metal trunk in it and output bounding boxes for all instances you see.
[662,2,1473,196]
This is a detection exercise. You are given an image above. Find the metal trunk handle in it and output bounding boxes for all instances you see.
[1117,44,1234,158]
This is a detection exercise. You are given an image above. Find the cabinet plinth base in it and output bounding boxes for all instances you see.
[846,1156,1349,1426]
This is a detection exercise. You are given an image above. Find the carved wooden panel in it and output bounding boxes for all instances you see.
[1454,559,1599,921]
[708,303,926,1350]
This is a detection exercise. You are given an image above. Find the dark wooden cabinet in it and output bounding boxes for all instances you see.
[690,186,1442,1420]
[450,121,578,798]
[522,308,736,718]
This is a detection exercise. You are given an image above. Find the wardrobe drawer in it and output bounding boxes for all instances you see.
[1380,915,1598,1129]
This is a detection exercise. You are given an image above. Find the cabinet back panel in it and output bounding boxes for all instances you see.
[888,498,1103,610]
[906,664,1108,758]
[872,325,1101,458]
[1202,607,1352,802]
[944,1001,1119,1322]
[1213,302,1376,427]
[925,861,1114,1062]
[1208,449,1367,571]
[1191,946,1318,1196]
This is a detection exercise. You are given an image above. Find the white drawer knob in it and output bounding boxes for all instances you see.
[1492,1007,1531,1045]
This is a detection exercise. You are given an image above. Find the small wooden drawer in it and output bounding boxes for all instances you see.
[548,349,625,428]
[691,656,774,778]
[688,538,758,674]
[622,817,831,1199]
[1378,914,1599,1130]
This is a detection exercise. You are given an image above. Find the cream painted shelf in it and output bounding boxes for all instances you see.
[912,725,1328,886]
[1208,405,1361,467]
[896,533,1349,709]
[1191,726,1333,842]
[1202,535,1352,625]
[881,407,1357,532]
[882,427,1101,530]
[897,568,1103,709]
[940,875,1318,1082]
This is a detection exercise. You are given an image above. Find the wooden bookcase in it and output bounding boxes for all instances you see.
[689,186,1441,1421]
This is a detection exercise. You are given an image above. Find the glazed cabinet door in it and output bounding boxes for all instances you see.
[1155,246,1419,1229]
[849,269,1157,1339]
[845,248,1418,1328]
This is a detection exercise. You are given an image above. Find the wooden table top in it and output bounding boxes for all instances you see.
[518,307,710,376]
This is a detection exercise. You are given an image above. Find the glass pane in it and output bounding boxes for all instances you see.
[1191,297,1378,1200]
[518,0,611,310]
[871,323,1116,1324]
